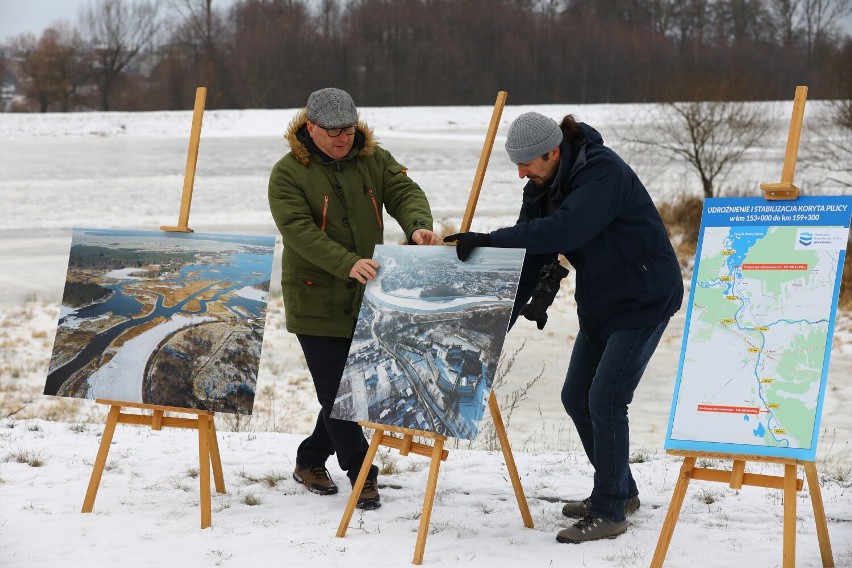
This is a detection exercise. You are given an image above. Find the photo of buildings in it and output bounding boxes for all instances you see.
[44,228,275,414]
[331,245,524,439]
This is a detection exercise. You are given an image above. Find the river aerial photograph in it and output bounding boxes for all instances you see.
[331,245,523,439]
[44,228,275,414]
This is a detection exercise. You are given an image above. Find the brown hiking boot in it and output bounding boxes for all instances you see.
[293,464,338,496]
[351,477,381,510]
[561,495,640,519]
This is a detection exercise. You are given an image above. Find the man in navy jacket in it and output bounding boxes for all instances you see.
[445,112,683,543]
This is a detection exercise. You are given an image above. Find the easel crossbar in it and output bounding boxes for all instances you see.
[96,398,213,416]
[115,414,208,430]
[380,434,449,461]
[360,421,443,440]
[690,465,804,490]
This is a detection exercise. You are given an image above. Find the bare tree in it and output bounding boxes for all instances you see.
[81,0,161,110]
[815,66,852,189]
[715,0,771,44]
[640,100,772,198]
[11,25,89,112]
[318,0,341,38]
[767,0,801,48]
[801,0,852,64]
[163,0,232,106]
[822,98,852,188]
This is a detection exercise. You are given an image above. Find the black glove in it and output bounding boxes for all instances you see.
[443,232,491,261]
[520,261,570,330]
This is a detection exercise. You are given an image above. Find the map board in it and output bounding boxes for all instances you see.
[45,228,275,415]
[331,245,524,439]
[665,196,852,460]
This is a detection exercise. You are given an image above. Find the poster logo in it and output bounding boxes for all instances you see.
[794,228,848,250]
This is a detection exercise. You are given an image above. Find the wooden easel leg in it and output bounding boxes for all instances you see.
[413,437,445,565]
[488,392,534,528]
[198,414,212,529]
[82,405,121,513]
[783,463,798,568]
[337,428,384,538]
[650,456,696,568]
[803,462,835,567]
[207,416,225,494]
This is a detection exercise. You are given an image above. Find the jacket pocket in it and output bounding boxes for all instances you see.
[288,270,334,318]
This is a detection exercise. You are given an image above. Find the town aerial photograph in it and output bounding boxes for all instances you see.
[44,228,275,415]
[332,245,523,439]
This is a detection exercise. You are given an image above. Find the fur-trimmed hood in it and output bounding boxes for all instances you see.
[285,108,377,166]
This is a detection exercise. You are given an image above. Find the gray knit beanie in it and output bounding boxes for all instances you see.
[504,112,563,164]
[306,88,358,129]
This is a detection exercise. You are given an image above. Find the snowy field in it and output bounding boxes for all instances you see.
[1,101,851,567]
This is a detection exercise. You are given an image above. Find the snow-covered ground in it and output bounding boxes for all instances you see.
[2,417,851,567]
[1,102,851,567]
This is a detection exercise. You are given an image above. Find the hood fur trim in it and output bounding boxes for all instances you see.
[285,108,376,166]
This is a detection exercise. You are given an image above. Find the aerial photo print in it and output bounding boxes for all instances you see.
[44,228,275,414]
[331,245,524,439]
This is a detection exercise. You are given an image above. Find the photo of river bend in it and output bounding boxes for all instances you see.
[331,245,524,439]
[44,228,275,414]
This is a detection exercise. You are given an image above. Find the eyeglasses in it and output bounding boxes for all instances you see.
[323,125,356,137]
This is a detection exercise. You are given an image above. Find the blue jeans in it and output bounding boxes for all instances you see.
[560,319,669,522]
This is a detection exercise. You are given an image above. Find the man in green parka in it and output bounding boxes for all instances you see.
[268,88,436,510]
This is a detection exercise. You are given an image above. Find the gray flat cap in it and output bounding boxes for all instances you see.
[505,112,563,164]
[306,88,358,129]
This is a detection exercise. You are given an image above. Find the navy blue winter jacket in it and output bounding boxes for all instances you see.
[490,123,683,338]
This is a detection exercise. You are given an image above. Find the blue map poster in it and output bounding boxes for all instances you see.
[331,245,524,440]
[665,196,852,460]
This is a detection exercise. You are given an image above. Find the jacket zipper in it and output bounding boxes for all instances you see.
[321,194,329,232]
[367,188,383,228]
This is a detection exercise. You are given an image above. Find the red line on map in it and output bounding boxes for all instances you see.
[739,263,808,270]
[697,404,760,414]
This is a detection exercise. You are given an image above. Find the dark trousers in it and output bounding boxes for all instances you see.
[560,318,669,522]
[296,334,370,481]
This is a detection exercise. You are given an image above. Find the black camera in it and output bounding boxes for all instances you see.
[520,261,570,330]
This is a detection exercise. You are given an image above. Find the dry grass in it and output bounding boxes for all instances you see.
[657,194,703,263]
[7,446,45,467]
[238,469,289,488]
[243,493,261,506]
[839,250,852,311]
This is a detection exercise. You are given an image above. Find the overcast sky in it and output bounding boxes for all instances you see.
[0,1,87,43]
[2,0,850,45]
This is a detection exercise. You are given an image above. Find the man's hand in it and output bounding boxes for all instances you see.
[349,258,380,284]
[442,232,491,261]
[411,229,437,245]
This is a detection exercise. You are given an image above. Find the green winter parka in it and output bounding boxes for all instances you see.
[268,110,433,338]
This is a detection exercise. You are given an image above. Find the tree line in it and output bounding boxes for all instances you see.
[2,0,851,112]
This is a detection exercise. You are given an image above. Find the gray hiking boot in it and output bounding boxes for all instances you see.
[351,476,381,510]
[556,515,628,543]
[293,464,338,496]
[561,495,640,519]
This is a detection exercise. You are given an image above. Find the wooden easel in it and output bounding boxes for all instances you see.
[81,87,226,529]
[651,86,835,568]
[336,91,534,565]
[81,399,225,528]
